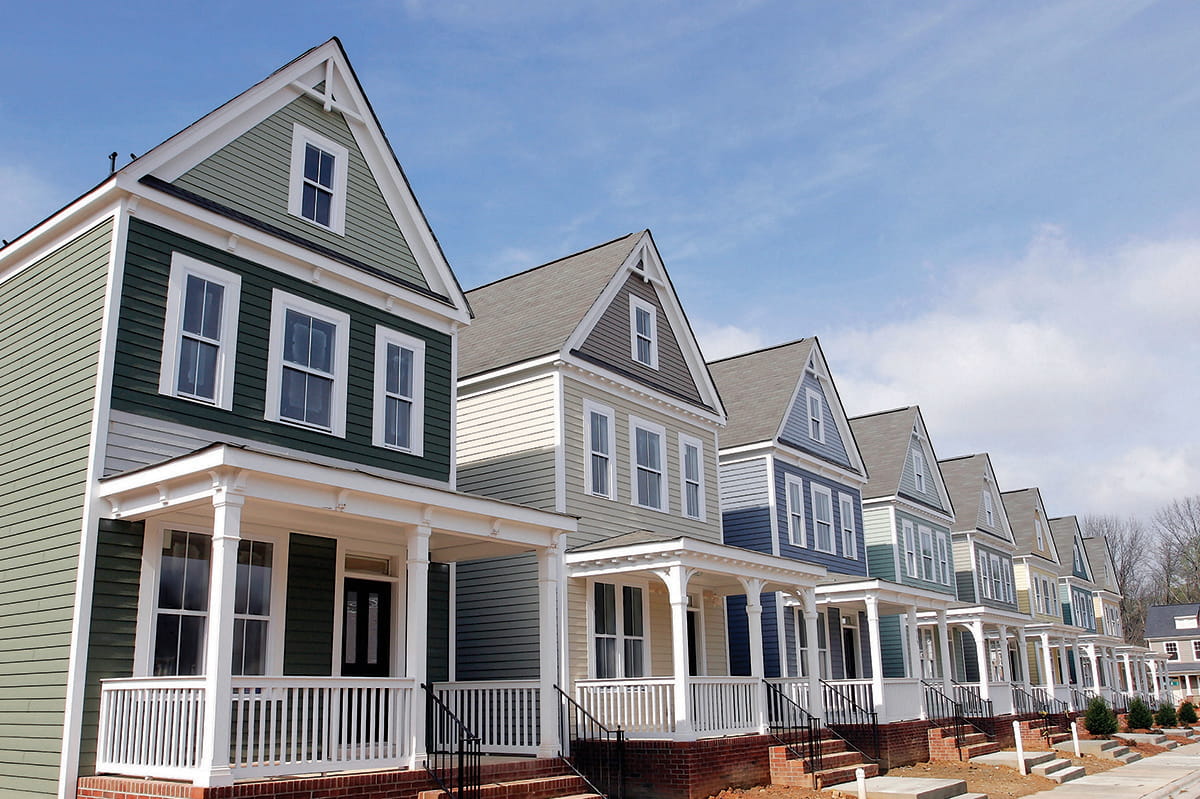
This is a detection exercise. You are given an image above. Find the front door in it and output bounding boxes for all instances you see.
[842,626,859,679]
[342,578,391,677]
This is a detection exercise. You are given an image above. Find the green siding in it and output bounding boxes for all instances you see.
[879,615,906,678]
[0,220,111,797]
[428,563,451,682]
[862,507,895,581]
[893,510,956,596]
[79,519,144,776]
[111,219,452,482]
[283,533,337,675]
[174,93,427,289]
[456,553,539,680]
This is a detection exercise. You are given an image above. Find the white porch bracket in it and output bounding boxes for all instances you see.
[407,521,431,767]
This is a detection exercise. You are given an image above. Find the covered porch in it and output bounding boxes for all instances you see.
[934,605,1039,717]
[90,444,575,787]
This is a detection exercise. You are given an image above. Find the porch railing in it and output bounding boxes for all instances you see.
[424,683,481,799]
[764,680,822,774]
[820,679,878,760]
[764,677,810,707]
[434,680,539,754]
[1011,683,1036,715]
[922,680,966,750]
[1031,686,1069,716]
[575,678,675,735]
[951,681,994,719]
[96,677,205,780]
[690,676,760,735]
[556,684,625,799]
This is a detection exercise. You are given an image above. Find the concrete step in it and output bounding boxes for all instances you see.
[1053,738,1119,756]
[1116,750,1143,764]
[1119,732,1172,746]
[813,761,880,789]
[1030,758,1086,783]
[971,749,1056,769]
[822,775,967,799]
[959,740,1001,759]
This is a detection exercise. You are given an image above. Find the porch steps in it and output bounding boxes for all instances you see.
[1116,732,1178,749]
[927,725,1000,761]
[1029,757,1086,783]
[970,749,1084,783]
[819,775,974,799]
[1051,737,1141,762]
[1017,717,1070,750]
[418,761,599,799]
[769,733,879,789]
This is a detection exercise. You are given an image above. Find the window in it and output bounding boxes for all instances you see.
[584,402,616,499]
[919,526,934,581]
[785,475,806,547]
[936,532,950,585]
[288,123,349,234]
[372,327,425,454]
[795,610,829,678]
[912,448,926,492]
[839,493,857,559]
[1035,514,1045,549]
[983,491,994,526]
[630,417,667,511]
[978,550,991,599]
[629,296,658,369]
[265,291,350,435]
[233,539,274,675]
[678,435,705,520]
[812,485,834,553]
[1073,540,1086,574]
[593,582,646,678]
[806,389,825,443]
[990,554,1003,600]
[902,520,917,577]
[1166,642,1180,661]
[1001,561,1014,603]
[158,253,241,410]
[1192,641,1200,660]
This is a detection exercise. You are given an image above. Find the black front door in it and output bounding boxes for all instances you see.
[842,627,858,679]
[342,578,391,677]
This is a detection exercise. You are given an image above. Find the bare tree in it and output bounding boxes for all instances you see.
[1153,496,1200,604]
[1083,514,1153,644]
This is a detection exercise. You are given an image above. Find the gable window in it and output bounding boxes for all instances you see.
[630,417,667,511]
[983,492,994,526]
[812,485,834,553]
[629,296,658,369]
[919,526,935,581]
[838,493,857,559]
[1166,641,1179,661]
[372,327,425,454]
[288,124,349,234]
[912,449,926,493]
[265,290,350,436]
[593,582,646,678]
[785,475,806,547]
[158,253,241,410]
[936,532,950,585]
[902,520,918,577]
[1035,515,1045,549]
[584,402,617,499]
[1073,541,1086,574]
[806,389,825,443]
[679,434,705,520]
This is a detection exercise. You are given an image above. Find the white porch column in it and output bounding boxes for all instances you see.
[740,579,769,733]
[936,609,953,692]
[1147,659,1160,700]
[1040,633,1056,690]
[802,589,824,720]
[905,606,921,680]
[197,491,243,787]
[1122,652,1135,694]
[864,595,885,716]
[1016,628,1031,690]
[970,620,990,701]
[1057,639,1072,690]
[407,520,431,767]
[1083,643,1097,689]
[997,624,1009,683]
[536,535,563,757]
[659,565,694,737]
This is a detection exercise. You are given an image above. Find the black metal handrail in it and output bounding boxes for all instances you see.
[1011,683,1036,716]
[764,680,822,775]
[1031,686,1068,716]
[424,683,481,799]
[820,679,879,760]
[922,680,966,750]
[555,685,624,799]
[951,680,994,719]
[1069,686,1091,712]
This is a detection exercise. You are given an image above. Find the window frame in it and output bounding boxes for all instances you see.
[372,326,425,455]
[805,388,825,443]
[911,448,926,493]
[678,433,706,521]
[1192,640,1200,660]
[628,295,659,370]
[838,493,857,560]
[589,579,650,679]
[1166,641,1180,661]
[629,416,668,512]
[983,491,994,526]
[811,484,835,554]
[158,252,241,410]
[583,401,617,500]
[936,531,950,585]
[918,526,935,581]
[264,289,351,437]
[902,519,918,577]
[288,123,350,235]
[785,474,807,548]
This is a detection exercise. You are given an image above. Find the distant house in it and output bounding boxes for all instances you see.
[1145,604,1200,703]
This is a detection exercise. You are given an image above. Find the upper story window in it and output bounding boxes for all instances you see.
[902,519,917,577]
[838,493,857,559]
[918,526,935,581]
[584,402,617,499]
[1034,514,1045,549]
[937,532,951,585]
[372,327,425,455]
[1166,641,1179,660]
[158,253,241,410]
[1073,540,1086,574]
[288,124,349,234]
[629,296,658,369]
[593,582,646,678]
[785,474,806,548]
[630,417,667,511]
[978,550,990,598]
[911,448,926,492]
[806,389,825,443]
[983,491,994,526]
[678,434,705,521]
[265,290,350,436]
[1193,640,1200,659]
[990,554,1003,600]
[811,485,834,553]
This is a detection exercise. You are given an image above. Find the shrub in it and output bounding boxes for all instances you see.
[1156,702,1178,728]
[1180,701,1198,725]
[1084,695,1118,737]
[1126,697,1154,730]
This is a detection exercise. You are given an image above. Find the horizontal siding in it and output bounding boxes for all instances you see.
[705,594,728,676]
[775,461,867,577]
[778,371,851,468]
[568,579,588,685]
[455,553,538,680]
[898,436,947,511]
[0,220,111,795]
[720,457,772,553]
[974,540,1019,611]
[283,534,337,676]
[892,510,956,596]
[879,615,906,678]
[953,537,976,603]
[863,507,895,581]
[648,586,672,676]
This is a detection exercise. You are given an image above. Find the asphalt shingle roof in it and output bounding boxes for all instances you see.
[1145,604,1200,640]
[849,407,918,499]
[707,339,816,449]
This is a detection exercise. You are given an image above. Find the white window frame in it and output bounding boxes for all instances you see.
[371,326,425,455]
[264,289,351,436]
[628,295,659,370]
[288,123,349,235]
[583,401,617,500]
[785,474,807,548]
[983,491,994,526]
[158,252,241,410]
[838,493,857,560]
[918,526,934,581]
[678,433,706,521]
[1002,560,1014,603]
[936,531,950,585]
[811,484,835,554]
[912,448,926,493]
[1035,515,1045,549]
[902,519,918,577]
[1166,641,1180,661]
[588,578,651,679]
[978,550,991,599]
[806,388,825,443]
[990,554,1003,600]
[629,416,668,512]
[1192,640,1200,660]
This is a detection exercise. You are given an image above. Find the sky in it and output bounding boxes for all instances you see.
[3,1,1199,520]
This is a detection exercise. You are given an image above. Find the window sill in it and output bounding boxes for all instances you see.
[266,414,345,439]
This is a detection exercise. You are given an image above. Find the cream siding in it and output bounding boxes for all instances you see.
[704,595,729,675]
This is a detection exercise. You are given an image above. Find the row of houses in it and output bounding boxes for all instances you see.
[0,40,1168,799]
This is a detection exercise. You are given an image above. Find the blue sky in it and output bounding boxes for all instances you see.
[4,1,1200,519]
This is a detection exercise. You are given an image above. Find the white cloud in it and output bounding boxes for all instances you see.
[0,165,64,244]
[694,322,768,362]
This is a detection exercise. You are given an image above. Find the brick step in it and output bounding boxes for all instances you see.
[960,740,1001,759]
[418,774,591,799]
[813,761,880,789]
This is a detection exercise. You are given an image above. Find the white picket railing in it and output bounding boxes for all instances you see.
[434,680,540,754]
[96,678,206,781]
[690,676,761,735]
[825,678,874,712]
[765,677,810,708]
[575,678,675,734]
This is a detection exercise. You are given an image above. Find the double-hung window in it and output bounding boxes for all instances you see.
[990,554,1003,600]
[593,582,646,678]
[978,550,991,598]
[902,520,918,577]
[678,434,705,520]
[912,449,926,492]
[806,389,824,443]
[785,475,806,547]
[288,124,349,234]
[812,485,834,553]
[584,402,616,499]
[983,491,995,526]
[1166,641,1179,661]
[936,532,950,585]
[838,493,857,559]
[233,539,274,675]
[919,526,934,581]
[372,327,425,454]
[1192,641,1200,659]
[630,417,667,511]
[629,296,658,369]
[1001,561,1014,603]
[159,253,240,410]
[266,290,350,436]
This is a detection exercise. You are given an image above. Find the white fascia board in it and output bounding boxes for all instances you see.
[559,355,725,427]
[811,577,958,610]
[803,341,869,478]
[935,605,1037,626]
[0,185,122,283]
[866,494,955,528]
[770,441,868,487]
[456,355,561,396]
[565,537,826,584]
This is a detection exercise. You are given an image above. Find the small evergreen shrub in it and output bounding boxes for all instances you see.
[1155,702,1178,728]
[1179,701,1198,725]
[1084,695,1118,737]
[1126,697,1154,730]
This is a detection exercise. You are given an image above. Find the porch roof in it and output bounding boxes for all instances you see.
[809,578,958,614]
[98,442,577,561]
[928,604,1034,628]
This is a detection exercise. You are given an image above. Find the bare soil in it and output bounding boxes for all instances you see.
[1115,736,1169,757]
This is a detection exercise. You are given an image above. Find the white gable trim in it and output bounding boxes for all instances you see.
[772,340,868,478]
[908,409,955,520]
[980,455,1017,545]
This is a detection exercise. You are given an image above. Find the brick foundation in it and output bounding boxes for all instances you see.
[619,734,779,799]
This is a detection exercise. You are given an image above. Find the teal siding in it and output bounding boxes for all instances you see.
[111,219,451,482]
[283,534,337,675]
[428,563,451,682]
[892,510,956,596]
[174,93,427,289]
[455,554,538,680]
[862,507,895,581]
[0,220,111,796]
[79,519,144,776]
[879,616,906,679]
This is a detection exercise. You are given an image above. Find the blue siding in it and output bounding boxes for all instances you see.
[726,592,782,677]
[720,458,773,554]
[827,607,844,678]
[774,461,866,577]
[898,436,947,511]
[858,612,873,679]
[779,372,852,468]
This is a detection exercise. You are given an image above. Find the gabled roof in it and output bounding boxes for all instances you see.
[1001,487,1061,563]
[1082,535,1121,594]
[1145,603,1200,640]
[848,406,954,515]
[1050,515,1094,582]
[938,453,1015,543]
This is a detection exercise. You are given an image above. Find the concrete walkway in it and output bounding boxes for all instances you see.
[1023,742,1200,799]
